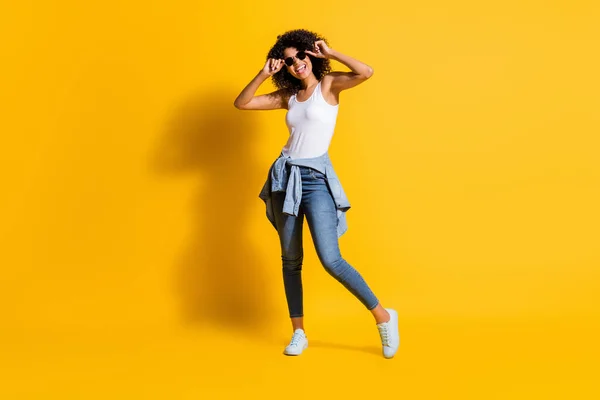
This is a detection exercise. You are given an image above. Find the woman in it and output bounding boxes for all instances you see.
[234,29,399,358]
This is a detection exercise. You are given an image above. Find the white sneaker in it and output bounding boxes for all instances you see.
[376,308,400,358]
[283,329,308,356]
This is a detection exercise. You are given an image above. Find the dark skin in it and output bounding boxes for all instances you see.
[234,41,390,332]
[234,40,374,110]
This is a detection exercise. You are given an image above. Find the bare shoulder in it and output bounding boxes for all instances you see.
[235,88,292,111]
[273,88,294,110]
[322,71,351,85]
[323,70,371,94]
[320,74,341,106]
[269,88,293,110]
[321,73,336,88]
[280,89,293,109]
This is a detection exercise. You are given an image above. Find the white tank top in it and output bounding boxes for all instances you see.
[281,80,339,159]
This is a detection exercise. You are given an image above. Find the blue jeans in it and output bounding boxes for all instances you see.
[272,165,379,318]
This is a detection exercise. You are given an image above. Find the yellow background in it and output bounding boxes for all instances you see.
[1,0,599,398]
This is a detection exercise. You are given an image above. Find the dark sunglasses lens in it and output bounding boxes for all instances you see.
[297,51,307,60]
[284,57,294,66]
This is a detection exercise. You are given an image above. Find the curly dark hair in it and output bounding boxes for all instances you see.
[267,28,332,96]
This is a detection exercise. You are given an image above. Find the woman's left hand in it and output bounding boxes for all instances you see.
[305,40,333,59]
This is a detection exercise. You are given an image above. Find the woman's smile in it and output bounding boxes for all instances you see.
[235,28,393,359]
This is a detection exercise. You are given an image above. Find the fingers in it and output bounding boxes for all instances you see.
[268,58,283,74]
[264,57,287,75]
[314,40,325,53]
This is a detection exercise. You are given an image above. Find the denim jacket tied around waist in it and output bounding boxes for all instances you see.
[258,151,351,238]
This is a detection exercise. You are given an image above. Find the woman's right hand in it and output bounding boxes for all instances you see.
[263,58,285,76]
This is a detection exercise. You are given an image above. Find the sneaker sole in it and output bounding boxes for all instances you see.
[383,308,400,358]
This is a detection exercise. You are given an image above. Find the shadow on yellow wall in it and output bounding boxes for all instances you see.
[151,90,275,335]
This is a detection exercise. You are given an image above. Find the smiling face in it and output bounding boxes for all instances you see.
[283,47,312,79]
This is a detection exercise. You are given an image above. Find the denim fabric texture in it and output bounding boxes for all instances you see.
[259,151,351,238]
[259,152,379,317]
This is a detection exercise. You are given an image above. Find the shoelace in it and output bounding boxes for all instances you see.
[289,332,304,347]
[377,323,390,346]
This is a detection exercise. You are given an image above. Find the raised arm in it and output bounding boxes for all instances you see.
[234,58,289,110]
[306,40,374,93]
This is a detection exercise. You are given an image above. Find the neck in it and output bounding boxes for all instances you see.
[300,74,319,89]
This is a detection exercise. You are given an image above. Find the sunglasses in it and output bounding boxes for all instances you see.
[284,50,308,66]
